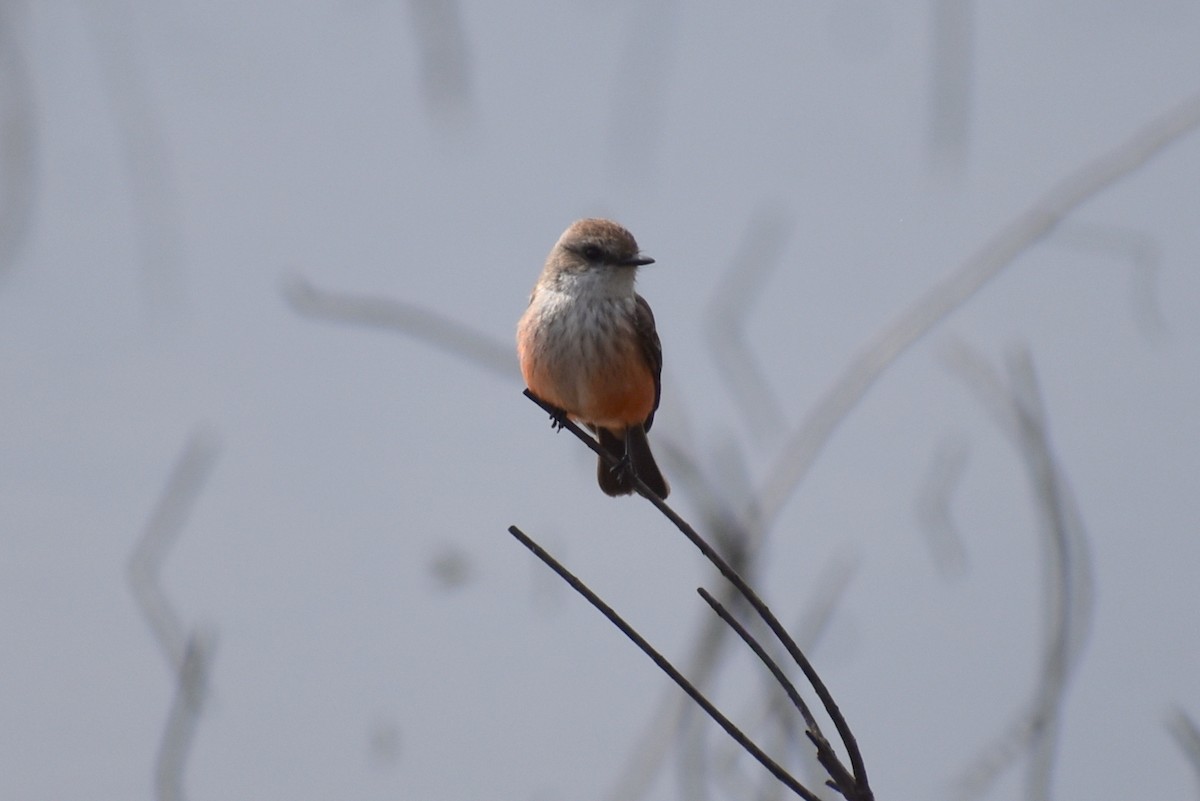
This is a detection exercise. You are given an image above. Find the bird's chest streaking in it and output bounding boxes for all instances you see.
[517,289,656,431]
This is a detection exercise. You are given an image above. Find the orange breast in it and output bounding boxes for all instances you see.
[577,343,655,429]
[518,308,655,431]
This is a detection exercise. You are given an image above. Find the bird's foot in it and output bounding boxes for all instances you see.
[608,452,635,481]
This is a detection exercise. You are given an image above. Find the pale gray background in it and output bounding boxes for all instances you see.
[1,2,1197,800]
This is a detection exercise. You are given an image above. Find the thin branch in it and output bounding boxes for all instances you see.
[521,390,873,800]
[698,588,857,798]
[506,524,819,801]
[605,435,760,801]
[698,587,821,741]
[282,274,515,378]
[751,554,859,801]
[603,560,744,801]
[752,89,1200,539]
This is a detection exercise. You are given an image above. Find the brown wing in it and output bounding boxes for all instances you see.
[633,293,663,431]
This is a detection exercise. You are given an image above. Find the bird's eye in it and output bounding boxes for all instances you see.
[581,244,603,261]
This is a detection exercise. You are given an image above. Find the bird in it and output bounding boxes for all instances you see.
[517,218,670,498]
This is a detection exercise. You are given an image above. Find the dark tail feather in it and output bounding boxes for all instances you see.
[596,426,670,499]
[627,425,670,499]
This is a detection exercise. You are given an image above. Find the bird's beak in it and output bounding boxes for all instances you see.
[625,255,655,267]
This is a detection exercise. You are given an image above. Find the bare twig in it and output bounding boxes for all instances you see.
[768,553,859,799]
[506,524,818,801]
[605,433,762,801]
[709,553,858,801]
[520,390,874,800]
[753,89,1200,538]
[697,588,855,796]
[283,274,516,378]
[655,409,799,799]
[604,563,743,801]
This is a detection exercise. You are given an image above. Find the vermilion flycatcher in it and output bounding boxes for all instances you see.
[517,219,670,498]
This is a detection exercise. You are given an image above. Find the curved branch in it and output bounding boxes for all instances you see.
[753,89,1200,536]
[283,274,516,378]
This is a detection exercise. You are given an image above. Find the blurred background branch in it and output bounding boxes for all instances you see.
[1047,219,1168,341]
[942,343,1093,801]
[927,0,974,177]
[128,429,220,801]
[704,203,794,443]
[83,2,185,320]
[0,2,37,280]
[282,273,515,377]
[405,0,473,128]
[752,88,1200,537]
[1168,708,1200,796]
[155,631,215,801]
[914,435,970,578]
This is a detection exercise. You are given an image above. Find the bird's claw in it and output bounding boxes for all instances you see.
[609,452,634,480]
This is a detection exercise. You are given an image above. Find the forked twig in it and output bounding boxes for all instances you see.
[507,524,818,801]
[517,389,873,800]
[698,588,856,797]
